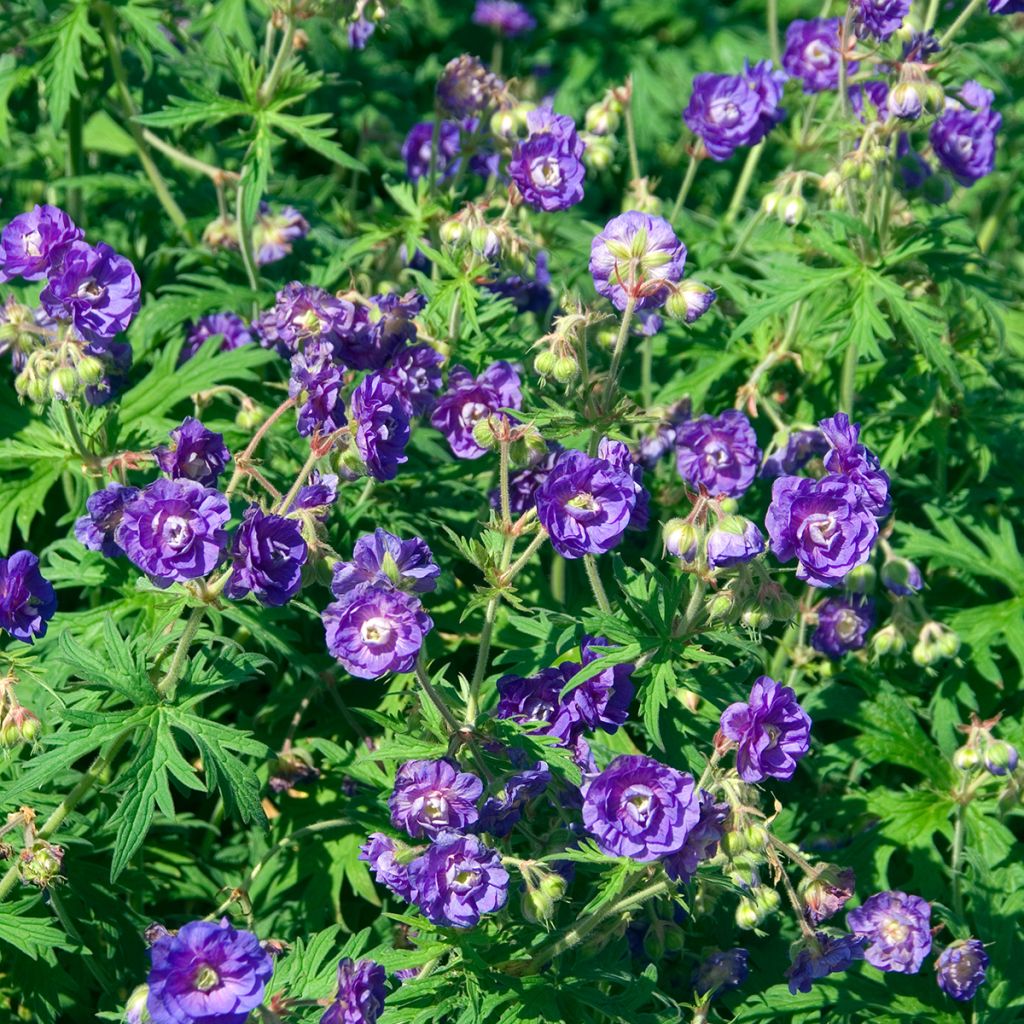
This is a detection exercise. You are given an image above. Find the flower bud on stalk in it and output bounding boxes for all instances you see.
[664,518,700,563]
[19,840,64,888]
[871,624,906,657]
[779,195,806,226]
[982,740,1019,777]
[889,81,924,121]
[0,706,40,746]
[50,366,80,401]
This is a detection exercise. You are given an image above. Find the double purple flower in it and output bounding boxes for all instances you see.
[675,410,761,498]
[847,890,932,974]
[783,18,855,94]
[224,506,308,606]
[811,595,875,659]
[180,312,252,364]
[321,958,387,1024]
[75,482,140,558]
[0,551,57,644]
[389,759,483,838]
[430,361,522,459]
[351,374,411,481]
[0,204,82,281]
[509,106,586,212]
[154,417,231,489]
[930,82,1002,187]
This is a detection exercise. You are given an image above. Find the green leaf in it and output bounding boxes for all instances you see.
[45,1,100,129]
[267,111,367,173]
[0,899,76,959]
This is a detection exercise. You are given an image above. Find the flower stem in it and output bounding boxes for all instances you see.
[0,728,133,902]
[235,175,262,302]
[62,404,98,468]
[259,15,296,104]
[498,438,512,528]
[225,397,296,500]
[767,0,780,64]
[937,0,987,49]
[277,446,322,515]
[583,554,613,614]
[669,152,700,224]
[414,662,462,734]
[156,605,207,701]
[499,531,548,584]
[604,295,637,413]
[624,93,642,184]
[140,128,238,184]
[723,142,765,228]
[840,330,858,414]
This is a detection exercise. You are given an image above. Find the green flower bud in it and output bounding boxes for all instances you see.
[706,590,737,623]
[858,161,876,183]
[534,350,556,376]
[761,191,783,216]
[923,81,946,115]
[937,631,961,659]
[821,170,843,194]
[642,924,666,962]
[952,745,980,772]
[719,498,739,515]
[779,195,806,226]
[19,841,63,888]
[735,897,760,930]
[720,830,747,859]
[911,640,937,667]
[50,367,79,401]
[839,157,859,180]
[741,608,772,630]
[744,823,768,851]
[439,218,464,246]
[25,376,50,405]
[76,355,105,386]
[469,225,500,258]
[552,356,579,384]
[844,563,876,594]
[871,624,906,657]
[235,402,266,431]
[522,885,556,924]
[581,133,616,172]
[585,103,620,136]
[124,984,152,1023]
[663,518,698,562]
[471,416,497,450]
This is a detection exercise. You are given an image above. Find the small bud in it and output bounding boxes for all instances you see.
[983,740,1019,777]
[26,376,50,405]
[744,823,768,851]
[923,81,946,115]
[844,563,876,594]
[522,886,556,924]
[1,707,40,746]
[706,590,737,623]
[937,630,961,659]
[439,218,464,246]
[911,639,937,667]
[889,81,924,121]
[720,830,747,859]
[235,401,266,431]
[666,280,717,325]
[124,983,152,1024]
[642,924,666,961]
[534,349,556,376]
[753,886,781,916]
[858,161,876,183]
[735,897,760,930]
[585,103,620,136]
[741,608,772,630]
[551,355,579,383]
[76,355,106,386]
[471,417,497,450]
[839,157,859,180]
[469,225,500,260]
[581,133,616,172]
[820,170,843,194]
[50,366,79,401]
[663,519,699,562]
[871,624,906,657]
[880,557,923,596]
[952,745,980,772]
[779,195,806,226]
[761,191,783,216]
[19,840,64,888]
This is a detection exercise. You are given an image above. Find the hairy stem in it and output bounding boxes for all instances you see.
[937,0,987,48]
[414,662,463,734]
[224,397,296,500]
[669,151,700,224]
[583,554,613,614]
[624,94,641,184]
[723,142,765,228]
[156,605,207,700]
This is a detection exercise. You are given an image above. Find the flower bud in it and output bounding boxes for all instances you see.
[551,355,579,384]
[235,401,266,431]
[25,375,50,405]
[754,886,781,917]
[911,639,937,667]
[871,624,906,657]
[983,740,1019,777]
[839,157,859,180]
[439,218,464,246]
[469,225,500,259]
[858,161,876,183]
[522,885,556,924]
[844,563,876,594]
[19,840,63,888]
[779,195,806,226]
[663,519,699,562]
[719,498,739,515]
[49,366,79,401]
[471,416,498,450]
[889,81,924,121]
[923,81,945,115]
[720,830,747,859]
[665,280,717,325]
[533,349,556,376]
[821,170,843,194]
[953,745,980,772]
[735,897,760,930]
[581,133,616,172]
[585,103,620,136]
[0,706,39,746]
[76,355,106,386]
[880,557,923,596]
[761,191,783,216]
[741,608,772,630]
[124,983,152,1024]
[744,823,768,851]
[937,630,961,659]
[706,590,737,623]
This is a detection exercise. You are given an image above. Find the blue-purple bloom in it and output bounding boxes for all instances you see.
[224,506,307,606]
[783,19,855,93]
[181,313,253,364]
[407,833,509,927]
[590,211,687,312]
[0,551,57,644]
[930,82,1002,186]
[321,958,387,1024]
[254,203,309,265]
[693,948,749,997]
[598,437,649,532]
[334,291,425,372]
[75,482,140,558]
[154,417,231,488]
[117,479,230,586]
[333,529,440,597]
[0,204,82,281]
[819,413,890,517]
[294,471,338,516]
[551,635,635,740]
[40,241,140,342]
[684,61,786,161]
[812,595,875,658]
[706,516,765,569]
[289,343,346,437]
[847,891,932,974]
[935,939,989,1001]
[350,374,411,481]
[761,428,828,479]
[360,833,415,901]
[663,789,729,882]
[402,121,462,182]
[765,475,879,587]
[145,918,273,1024]
[582,754,700,861]
[436,55,502,118]
[509,106,586,212]
[720,676,811,783]
[255,282,354,358]
[322,583,432,678]
[486,251,552,314]
[880,557,923,596]
[534,447,637,559]
[389,759,483,838]
[378,344,444,416]
[990,0,1024,11]
[430,361,522,459]
[675,410,761,498]
[852,0,910,41]
[472,0,536,36]
[476,762,551,837]
[786,932,867,994]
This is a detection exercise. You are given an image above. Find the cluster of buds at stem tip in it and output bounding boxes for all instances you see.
[14,335,105,405]
[911,620,960,667]
[762,187,807,227]
[579,86,624,172]
[888,62,945,123]
[533,301,607,386]
[953,713,1020,779]
[0,674,40,747]
[471,415,546,465]
[519,862,568,924]
[441,202,524,266]
[623,176,661,215]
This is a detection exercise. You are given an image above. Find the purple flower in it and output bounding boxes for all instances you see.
[402,121,462,182]
[488,445,560,515]
[154,417,231,488]
[786,932,867,994]
[802,865,856,924]
[145,918,273,1024]
[117,479,230,586]
[350,374,411,481]
[935,939,989,1001]
[881,557,923,596]
[254,204,309,266]
[847,890,932,973]
[663,789,729,882]
[720,676,811,783]
[551,635,635,740]
[761,429,828,479]
[684,61,786,161]
[930,82,1002,186]
[407,833,509,927]
[812,595,875,659]
[706,516,765,569]
[40,241,140,342]
[255,282,354,358]
[597,437,649,532]
[0,205,82,282]
[852,0,910,40]
[321,959,386,1024]
[486,251,552,315]
[675,410,761,498]
[534,447,637,559]
[348,15,376,49]
[289,343,346,437]
[634,399,692,469]
[783,19,855,93]
[334,292,425,373]
[819,412,890,517]
[375,343,444,417]
[693,948,749,997]
[437,55,502,118]
[332,529,440,597]
[390,759,483,838]
[852,80,891,123]
[74,482,140,558]
[496,667,562,729]
[322,583,432,679]
[669,280,717,324]
[430,361,522,460]
[766,476,879,587]
[0,551,57,644]
[83,339,133,407]
[581,754,700,861]
[181,313,253,364]
[589,211,686,312]
[472,0,536,36]
[360,833,415,901]
[224,506,307,606]
[476,762,551,837]
[509,106,586,212]
[294,471,338,515]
